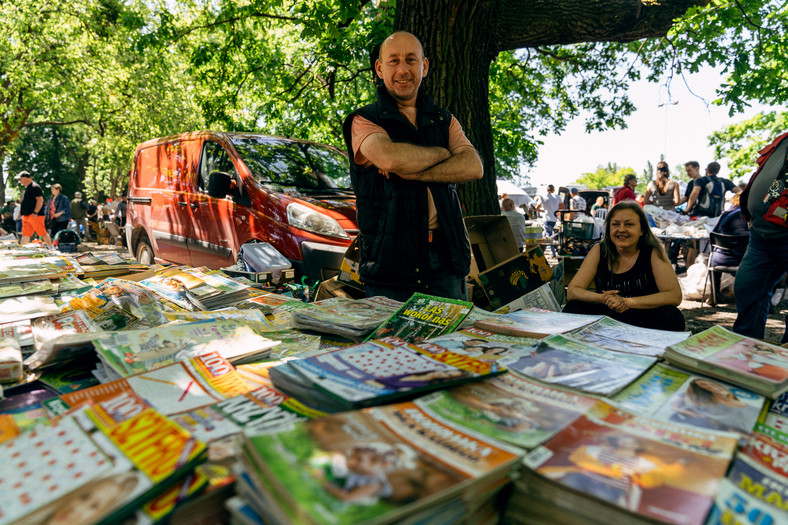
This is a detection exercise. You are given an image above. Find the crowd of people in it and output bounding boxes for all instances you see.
[1,171,127,247]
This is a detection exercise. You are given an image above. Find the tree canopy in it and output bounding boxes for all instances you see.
[2,0,786,213]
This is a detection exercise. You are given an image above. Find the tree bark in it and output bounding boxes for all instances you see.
[394,0,710,215]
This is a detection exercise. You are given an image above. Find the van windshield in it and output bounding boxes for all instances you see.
[231,137,351,190]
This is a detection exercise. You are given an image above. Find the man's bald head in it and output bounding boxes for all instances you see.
[379,31,425,60]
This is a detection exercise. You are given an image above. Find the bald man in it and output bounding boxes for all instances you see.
[342,32,482,301]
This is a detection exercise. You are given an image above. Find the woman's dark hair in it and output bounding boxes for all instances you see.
[600,201,667,267]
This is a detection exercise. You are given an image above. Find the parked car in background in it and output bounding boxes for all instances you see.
[126,131,357,281]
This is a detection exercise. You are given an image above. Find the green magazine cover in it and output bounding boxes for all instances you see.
[365,292,473,343]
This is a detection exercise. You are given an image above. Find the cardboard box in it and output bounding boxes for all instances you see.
[465,215,520,276]
[336,237,365,291]
[471,246,553,310]
[549,258,566,307]
[314,276,366,301]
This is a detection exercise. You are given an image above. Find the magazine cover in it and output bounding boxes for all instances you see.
[173,385,327,449]
[0,296,59,324]
[524,401,738,525]
[707,477,788,525]
[565,316,691,357]
[707,432,788,524]
[499,334,656,395]
[365,293,473,343]
[94,319,280,376]
[46,351,253,418]
[422,327,538,364]
[24,310,101,370]
[474,308,601,338]
[287,337,503,407]
[416,373,596,449]
[0,281,54,300]
[0,403,206,525]
[58,278,173,331]
[612,362,766,438]
[666,325,788,396]
[240,402,522,525]
[492,282,561,314]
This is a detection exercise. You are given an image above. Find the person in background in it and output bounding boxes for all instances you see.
[502,197,526,252]
[590,196,606,213]
[563,201,685,331]
[733,133,788,343]
[1,208,14,234]
[70,191,92,241]
[569,188,587,214]
[538,184,563,256]
[685,161,740,218]
[16,171,53,247]
[645,162,680,210]
[708,193,749,299]
[635,193,646,207]
[114,195,127,228]
[679,161,703,268]
[13,198,22,236]
[45,183,71,238]
[342,31,483,302]
[100,200,112,221]
[680,161,702,206]
[612,174,637,206]
[87,199,100,237]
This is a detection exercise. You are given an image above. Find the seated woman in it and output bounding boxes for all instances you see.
[564,201,685,331]
[708,193,749,297]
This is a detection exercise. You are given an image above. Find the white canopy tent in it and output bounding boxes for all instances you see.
[496,179,534,208]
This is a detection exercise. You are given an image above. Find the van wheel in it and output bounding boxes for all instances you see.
[136,239,154,265]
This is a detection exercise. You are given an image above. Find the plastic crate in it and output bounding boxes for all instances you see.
[57,242,77,253]
[563,220,595,240]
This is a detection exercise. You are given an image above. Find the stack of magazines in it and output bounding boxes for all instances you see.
[508,401,739,525]
[93,319,281,378]
[665,325,788,398]
[140,266,251,311]
[269,336,505,412]
[235,402,523,525]
[292,296,402,340]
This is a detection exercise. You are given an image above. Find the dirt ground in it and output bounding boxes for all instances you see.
[679,297,786,345]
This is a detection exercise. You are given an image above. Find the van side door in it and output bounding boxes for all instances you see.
[188,140,242,268]
[136,141,194,265]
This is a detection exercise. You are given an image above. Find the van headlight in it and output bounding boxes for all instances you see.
[286,203,349,239]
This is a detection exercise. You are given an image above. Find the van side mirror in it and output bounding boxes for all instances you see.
[208,171,232,198]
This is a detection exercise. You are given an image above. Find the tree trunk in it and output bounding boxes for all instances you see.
[395,0,500,216]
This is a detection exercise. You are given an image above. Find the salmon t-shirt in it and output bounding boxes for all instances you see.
[350,115,472,229]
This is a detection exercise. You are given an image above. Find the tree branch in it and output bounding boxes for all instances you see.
[493,0,711,52]
[174,12,301,41]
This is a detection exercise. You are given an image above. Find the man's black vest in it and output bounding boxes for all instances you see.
[342,86,471,286]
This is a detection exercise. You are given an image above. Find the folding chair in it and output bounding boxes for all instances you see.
[702,231,749,306]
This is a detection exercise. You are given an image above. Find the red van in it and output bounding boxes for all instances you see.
[126,131,357,280]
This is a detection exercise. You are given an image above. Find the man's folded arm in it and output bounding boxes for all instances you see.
[359,132,451,174]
